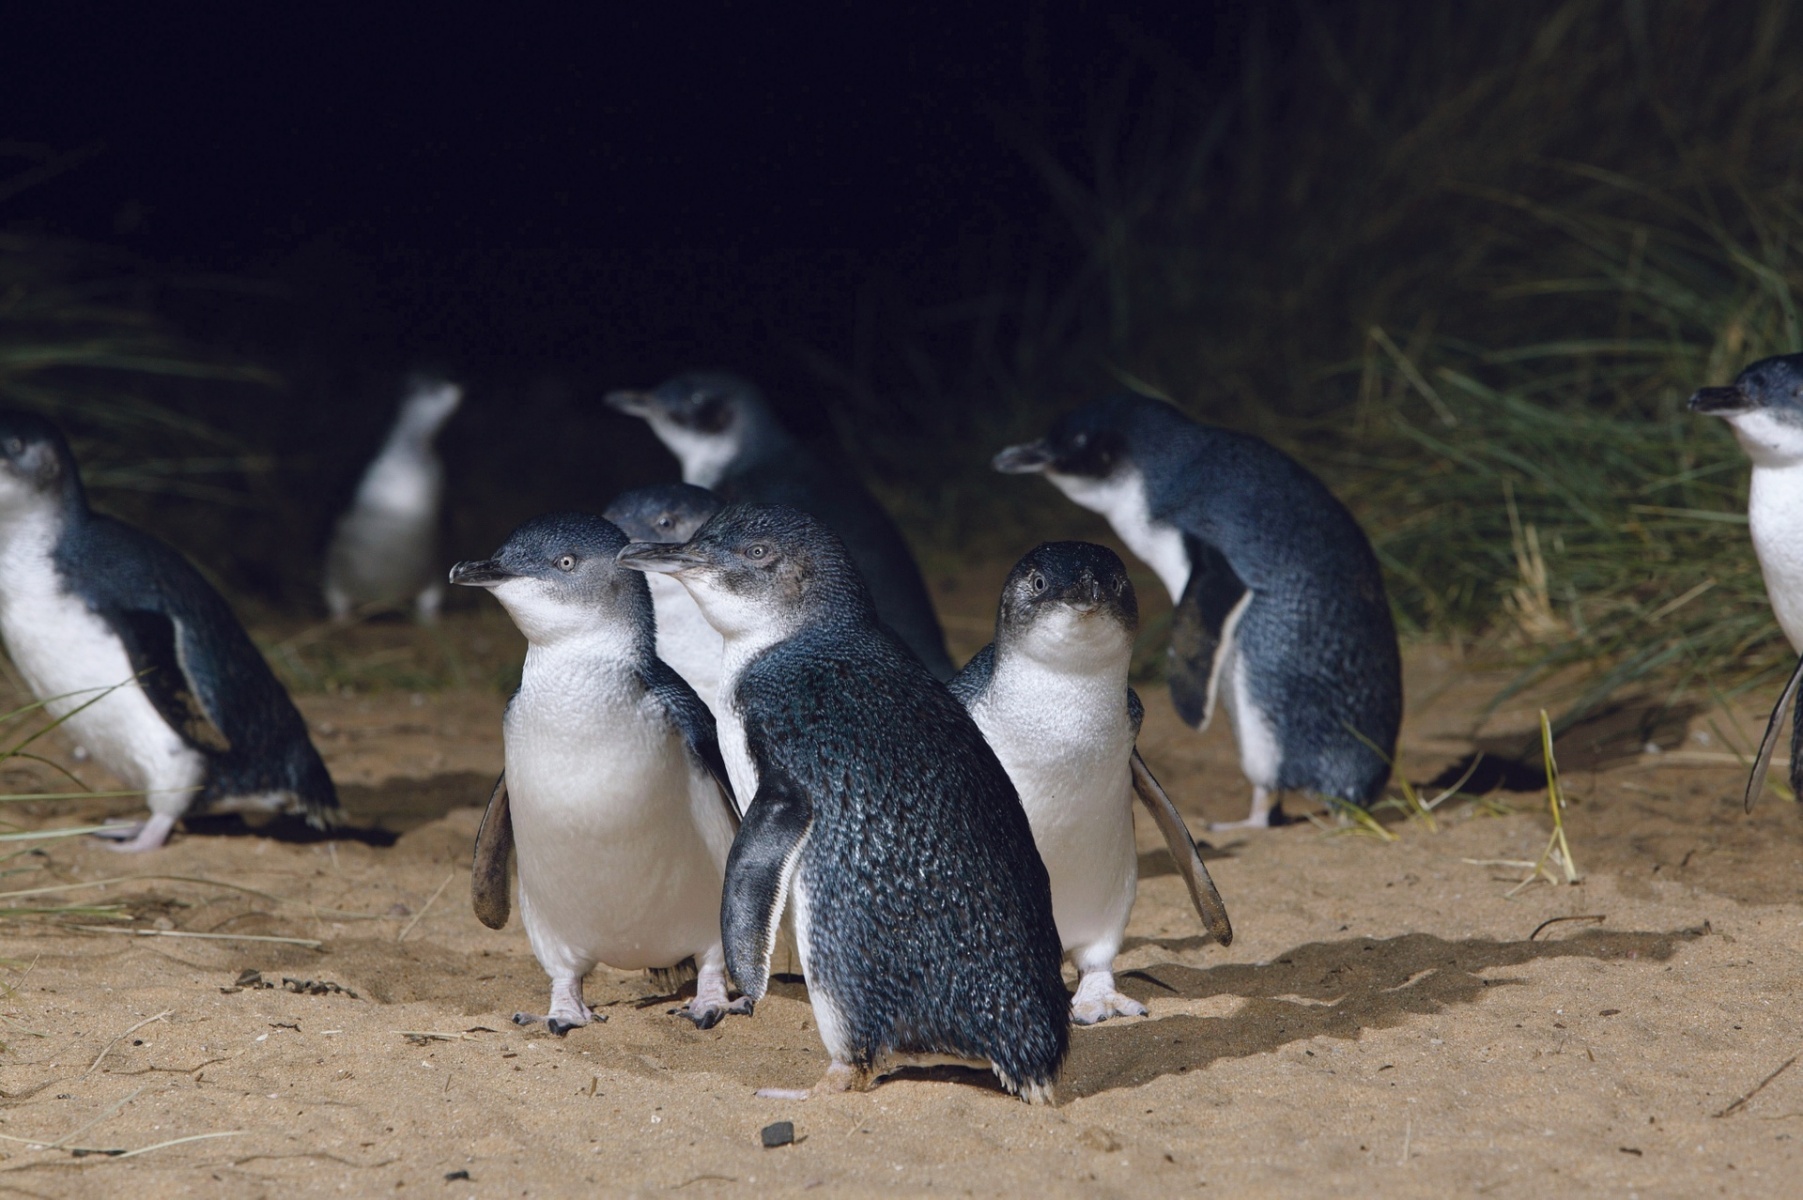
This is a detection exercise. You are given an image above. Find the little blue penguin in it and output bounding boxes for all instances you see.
[995,393,1402,829]
[325,375,462,623]
[616,504,1068,1101]
[451,511,745,1033]
[605,372,956,679]
[950,541,1233,1024]
[0,411,340,852]
[602,483,725,711]
[1690,355,1803,808]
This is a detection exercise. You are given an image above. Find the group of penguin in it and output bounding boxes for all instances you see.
[0,349,1796,1103]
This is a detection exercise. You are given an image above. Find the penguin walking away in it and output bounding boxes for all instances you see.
[617,504,1067,1101]
[325,376,462,623]
[0,412,339,852]
[602,483,725,711]
[951,541,1232,1024]
[1689,354,1803,808]
[995,393,1402,830]
[451,512,745,1033]
[605,372,956,679]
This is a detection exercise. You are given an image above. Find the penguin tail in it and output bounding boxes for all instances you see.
[647,957,700,996]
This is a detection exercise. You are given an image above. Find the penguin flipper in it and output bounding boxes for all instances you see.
[111,609,232,753]
[471,772,513,930]
[1168,539,1247,729]
[1747,651,1803,813]
[1130,748,1233,946]
[946,643,996,708]
[640,660,740,824]
[721,774,812,1002]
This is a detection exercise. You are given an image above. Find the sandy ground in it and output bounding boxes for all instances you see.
[2,575,1802,1198]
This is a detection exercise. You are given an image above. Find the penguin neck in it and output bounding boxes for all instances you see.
[355,436,442,515]
[1746,461,1803,653]
[520,624,648,684]
[1044,465,1189,602]
[994,612,1133,699]
[0,490,79,568]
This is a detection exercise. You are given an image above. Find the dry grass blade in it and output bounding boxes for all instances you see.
[70,926,323,949]
[87,1013,171,1074]
[397,872,454,942]
[0,874,382,919]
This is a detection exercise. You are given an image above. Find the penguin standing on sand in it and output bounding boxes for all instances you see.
[325,376,462,623]
[0,412,339,852]
[452,512,744,1033]
[951,541,1232,1024]
[995,393,1402,829]
[602,483,725,711]
[617,504,1067,1101]
[605,372,956,678]
[1689,354,1803,806]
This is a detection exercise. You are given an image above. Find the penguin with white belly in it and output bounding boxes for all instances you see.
[602,483,725,712]
[0,411,340,851]
[1689,355,1803,807]
[995,393,1402,829]
[451,512,745,1033]
[951,541,1232,1024]
[617,504,1067,1101]
[324,375,461,623]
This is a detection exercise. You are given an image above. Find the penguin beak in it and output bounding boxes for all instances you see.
[616,542,707,575]
[993,440,1053,474]
[1688,385,1754,416]
[605,389,655,417]
[449,559,519,588]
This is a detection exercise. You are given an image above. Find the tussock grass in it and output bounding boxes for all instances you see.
[832,0,1803,727]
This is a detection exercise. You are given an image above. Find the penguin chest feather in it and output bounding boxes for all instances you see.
[503,657,732,973]
[1747,462,1803,652]
[0,523,204,801]
[1046,467,1190,601]
[969,660,1137,954]
[647,575,724,711]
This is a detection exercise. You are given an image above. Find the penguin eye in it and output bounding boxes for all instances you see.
[1029,571,1048,594]
[555,554,577,572]
[745,543,769,561]
[656,516,672,529]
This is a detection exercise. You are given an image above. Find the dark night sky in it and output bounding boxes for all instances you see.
[4,4,1234,376]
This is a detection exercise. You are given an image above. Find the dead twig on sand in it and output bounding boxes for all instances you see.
[397,873,453,942]
[88,1014,170,1074]
[1529,914,1606,940]
[1715,1054,1800,1118]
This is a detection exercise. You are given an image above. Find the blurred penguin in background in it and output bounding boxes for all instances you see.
[605,371,956,678]
[324,375,462,623]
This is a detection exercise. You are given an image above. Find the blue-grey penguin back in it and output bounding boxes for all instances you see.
[1023,395,1401,806]
[675,504,1067,1087]
[0,411,338,822]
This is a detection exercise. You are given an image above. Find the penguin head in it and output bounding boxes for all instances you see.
[1691,353,1803,466]
[616,502,872,641]
[604,372,773,487]
[395,375,463,439]
[449,512,652,648]
[602,483,722,544]
[993,395,1142,487]
[996,541,1138,670]
[0,411,84,522]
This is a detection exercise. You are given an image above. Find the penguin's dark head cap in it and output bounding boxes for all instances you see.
[616,502,873,636]
[1690,353,1803,419]
[450,512,650,646]
[993,395,1147,481]
[997,541,1138,664]
[0,410,84,519]
[1690,353,1803,464]
[604,371,765,436]
[602,483,722,544]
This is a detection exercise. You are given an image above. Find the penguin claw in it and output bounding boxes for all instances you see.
[514,1009,605,1035]
[1070,993,1149,1025]
[671,994,755,1030]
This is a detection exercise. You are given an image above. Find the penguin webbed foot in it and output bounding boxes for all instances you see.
[1070,968,1149,1025]
[755,1060,861,1101]
[670,992,756,1030]
[92,813,178,853]
[1207,787,1289,831]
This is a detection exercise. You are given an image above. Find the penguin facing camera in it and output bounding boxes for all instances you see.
[995,393,1402,830]
[951,541,1232,1024]
[1689,354,1803,809]
[617,504,1068,1101]
[605,372,956,679]
[0,411,340,852]
[451,512,744,1034]
[324,375,462,623]
[602,483,725,711]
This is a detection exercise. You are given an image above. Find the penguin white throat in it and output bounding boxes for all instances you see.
[486,578,643,655]
[1730,410,1803,652]
[1042,465,1190,603]
[1003,605,1135,679]
[645,415,746,490]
